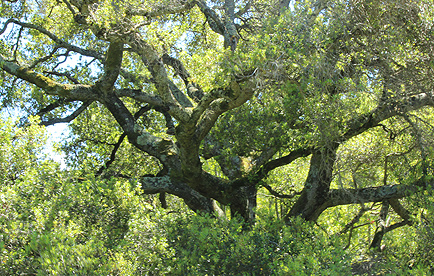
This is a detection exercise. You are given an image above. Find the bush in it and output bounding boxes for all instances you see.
[151,214,353,275]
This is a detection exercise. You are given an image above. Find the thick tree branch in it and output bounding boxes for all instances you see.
[0,55,95,101]
[97,41,123,91]
[126,0,196,17]
[168,80,194,108]
[101,93,180,170]
[126,34,190,122]
[389,198,413,225]
[138,175,215,214]
[196,1,225,35]
[325,176,433,208]
[194,80,256,141]
[343,92,434,141]
[223,0,239,51]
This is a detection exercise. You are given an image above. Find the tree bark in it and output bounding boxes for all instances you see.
[285,145,338,221]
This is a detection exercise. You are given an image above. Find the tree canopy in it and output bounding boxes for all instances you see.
[1,0,434,252]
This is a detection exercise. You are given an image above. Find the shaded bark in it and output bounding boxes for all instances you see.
[285,145,338,221]
[370,200,389,250]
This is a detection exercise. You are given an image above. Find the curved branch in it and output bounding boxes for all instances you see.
[195,80,256,141]
[343,92,434,141]
[262,183,302,199]
[139,175,215,214]
[127,34,190,122]
[40,101,92,126]
[1,19,103,60]
[0,54,96,101]
[230,147,312,189]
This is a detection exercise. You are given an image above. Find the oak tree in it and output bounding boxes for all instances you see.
[1,0,433,247]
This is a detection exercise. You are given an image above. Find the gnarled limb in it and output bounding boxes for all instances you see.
[101,93,181,171]
[0,55,95,101]
[343,92,434,141]
[126,0,196,18]
[138,175,215,214]
[196,0,225,35]
[126,34,190,122]
[286,145,339,221]
[95,105,152,176]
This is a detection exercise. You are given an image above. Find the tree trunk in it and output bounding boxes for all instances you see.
[285,146,337,221]
[370,200,389,250]
[228,185,257,223]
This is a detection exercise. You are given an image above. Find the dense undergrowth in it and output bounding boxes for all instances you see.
[1,170,433,275]
[0,121,433,275]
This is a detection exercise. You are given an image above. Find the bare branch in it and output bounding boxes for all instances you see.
[40,101,92,126]
[96,105,152,176]
[139,175,215,213]
[262,183,302,199]
[43,70,80,84]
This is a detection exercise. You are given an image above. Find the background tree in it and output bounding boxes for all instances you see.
[1,0,434,250]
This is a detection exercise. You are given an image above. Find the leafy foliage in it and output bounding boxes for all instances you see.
[1,0,434,274]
